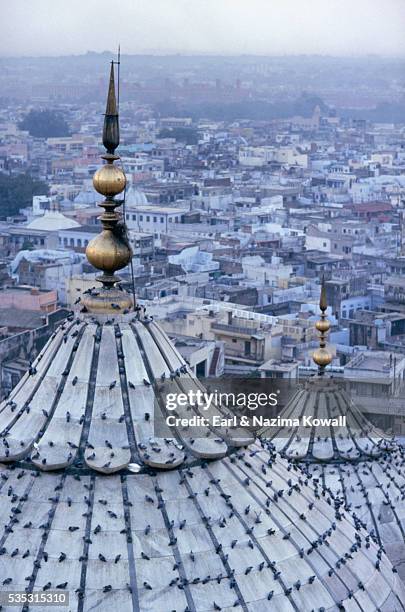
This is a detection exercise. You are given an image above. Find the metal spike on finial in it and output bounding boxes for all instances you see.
[103,62,119,155]
[312,276,332,375]
[319,275,327,311]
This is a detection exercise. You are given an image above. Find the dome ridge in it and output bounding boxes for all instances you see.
[0,312,254,475]
[262,377,394,464]
[0,442,404,610]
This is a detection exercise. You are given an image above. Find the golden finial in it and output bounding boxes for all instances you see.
[83,60,133,314]
[312,276,332,375]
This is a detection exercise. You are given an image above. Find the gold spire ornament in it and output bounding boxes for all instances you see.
[312,277,332,375]
[84,61,133,313]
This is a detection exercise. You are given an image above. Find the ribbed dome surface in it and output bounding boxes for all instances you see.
[0,315,403,610]
[264,378,405,581]
[263,379,393,463]
[309,448,405,583]
[1,444,404,611]
[0,314,253,474]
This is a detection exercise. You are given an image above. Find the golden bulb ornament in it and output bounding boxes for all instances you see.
[93,163,126,197]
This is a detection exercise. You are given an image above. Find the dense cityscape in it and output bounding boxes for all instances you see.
[0,54,404,433]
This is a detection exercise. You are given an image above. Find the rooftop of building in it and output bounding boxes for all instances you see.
[0,307,46,329]
[125,204,189,214]
[345,350,405,372]
[351,310,405,323]
[385,275,405,288]
[259,358,299,372]
[0,285,55,296]
[59,224,99,234]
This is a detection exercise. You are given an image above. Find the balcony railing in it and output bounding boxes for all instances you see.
[211,322,260,336]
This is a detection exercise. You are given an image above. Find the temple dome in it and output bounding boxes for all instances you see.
[73,190,102,206]
[126,185,148,207]
[264,378,393,463]
[26,210,80,231]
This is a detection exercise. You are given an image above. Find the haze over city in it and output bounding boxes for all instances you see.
[3,0,405,57]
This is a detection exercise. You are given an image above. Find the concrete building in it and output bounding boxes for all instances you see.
[259,358,299,380]
[128,231,155,265]
[344,350,405,398]
[11,250,84,305]
[0,286,57,313]
[349,311,405,349]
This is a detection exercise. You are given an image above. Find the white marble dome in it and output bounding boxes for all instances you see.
[263,377,405,581]
[0,315,404,610]
[126,186,148,207]
[27,210,80,232]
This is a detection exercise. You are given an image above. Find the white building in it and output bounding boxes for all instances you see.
[238,146,308,168]
[124,205,189,244]
[32,195,52,216]
[241,255,293,286]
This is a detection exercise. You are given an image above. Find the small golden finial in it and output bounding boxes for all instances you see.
[312,276,332,375]
[83,60,133,314]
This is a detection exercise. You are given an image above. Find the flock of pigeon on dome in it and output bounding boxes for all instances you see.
[0,62,404,612]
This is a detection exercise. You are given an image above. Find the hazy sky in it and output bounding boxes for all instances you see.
[3,0,405,57]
